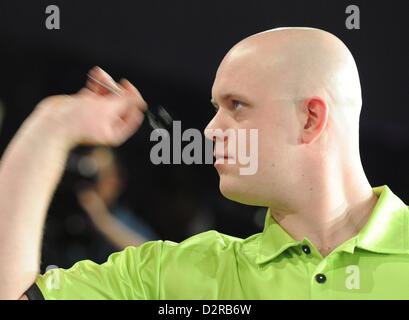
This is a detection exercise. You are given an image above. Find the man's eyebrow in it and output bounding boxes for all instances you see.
[211,93,250,107]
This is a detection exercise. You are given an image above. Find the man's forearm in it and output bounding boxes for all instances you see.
[0,106,71,299]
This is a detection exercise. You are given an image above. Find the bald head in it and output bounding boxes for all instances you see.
[225,28,361,105]
[214,28,362,138]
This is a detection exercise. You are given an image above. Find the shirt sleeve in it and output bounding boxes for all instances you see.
[26,240,163,300]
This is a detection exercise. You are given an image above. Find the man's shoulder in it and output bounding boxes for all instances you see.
[161,230,260,256]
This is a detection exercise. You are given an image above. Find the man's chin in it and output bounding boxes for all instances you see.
[218,177,260,206]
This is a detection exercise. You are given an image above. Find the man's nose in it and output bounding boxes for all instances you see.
[204,112,228,142]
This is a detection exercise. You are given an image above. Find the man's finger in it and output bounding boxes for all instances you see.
[87,66,123,96]
[111,102,145,145]
[119,79,148,112]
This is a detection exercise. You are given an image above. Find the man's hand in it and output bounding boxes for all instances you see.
[33,67,147,150]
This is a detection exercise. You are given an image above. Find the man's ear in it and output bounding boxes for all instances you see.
[301,97,328,144]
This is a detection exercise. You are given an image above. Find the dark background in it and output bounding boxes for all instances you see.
[0,0,408,270]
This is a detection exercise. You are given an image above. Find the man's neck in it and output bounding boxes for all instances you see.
[270,185,379,257]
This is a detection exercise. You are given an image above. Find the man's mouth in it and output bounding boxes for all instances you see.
[214,154,234,165]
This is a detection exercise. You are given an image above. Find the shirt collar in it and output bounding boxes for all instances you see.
[255,209,300,265]
[256,185,409,265]
[357,185,409,254]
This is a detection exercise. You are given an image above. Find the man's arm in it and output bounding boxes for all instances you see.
[0,73,147,299]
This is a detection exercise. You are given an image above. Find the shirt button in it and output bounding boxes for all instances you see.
[315,274,327,284]
[301,245,311,254]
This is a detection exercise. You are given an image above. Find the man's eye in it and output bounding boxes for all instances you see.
[232,100,243,110]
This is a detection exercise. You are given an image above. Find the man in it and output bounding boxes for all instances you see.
[0,27,407,299]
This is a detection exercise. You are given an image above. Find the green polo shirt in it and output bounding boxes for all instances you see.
[30,185,409,299]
